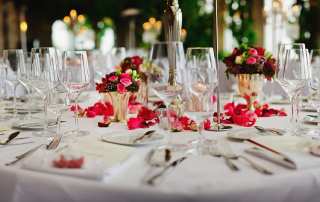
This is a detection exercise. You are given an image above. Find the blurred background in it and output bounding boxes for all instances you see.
[0,0,319,55]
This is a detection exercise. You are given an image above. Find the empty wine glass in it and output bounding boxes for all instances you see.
[106,47,126,72]
[29,47,60,136]
[62,50,91,137]
[148,41,186,148]
[276,44,311,133]
[184,47,218,154]
[3,49,26,117]
[308,50,320,133]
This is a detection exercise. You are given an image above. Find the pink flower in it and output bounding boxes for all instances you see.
[211,95,217,104]
[117,83,126,93]
[120,77,132,87]
[108,75,118,82]
[120,73,131,79]
[248,48,258,56]
[246,57,257,65]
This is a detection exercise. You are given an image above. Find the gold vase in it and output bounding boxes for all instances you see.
[101,92,132,122]
[236,74,264,110]
[136,80,148,105]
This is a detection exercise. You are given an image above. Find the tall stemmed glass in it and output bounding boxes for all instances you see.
[3,49,26,117]
[62,51,91,137]
[276,45,311,133]
[308,49,320,134]
[148,41,185,147]
[30,47,59,136]
[185,48,218,153]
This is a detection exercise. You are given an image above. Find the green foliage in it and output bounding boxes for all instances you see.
[225,0,257,46]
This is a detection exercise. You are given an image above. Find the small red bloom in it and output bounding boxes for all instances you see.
[248,48,258,56]
[108,75,118,82]
[246,57,257,65]
[117,83,126,93]
[127,117,145,130]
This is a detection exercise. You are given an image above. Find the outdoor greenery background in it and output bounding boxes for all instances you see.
[15,0,320,49]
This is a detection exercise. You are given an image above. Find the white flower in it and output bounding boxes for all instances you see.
[235,56,243,64]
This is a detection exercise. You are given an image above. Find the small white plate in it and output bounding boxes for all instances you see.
[12,119,58,130]
[226,128,260,141]
[101,130,164,147]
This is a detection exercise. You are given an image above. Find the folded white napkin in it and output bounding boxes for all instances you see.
[21,150,105,181]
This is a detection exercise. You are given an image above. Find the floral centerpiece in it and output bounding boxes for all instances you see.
[96,56,143,122]
[223,44,276,110]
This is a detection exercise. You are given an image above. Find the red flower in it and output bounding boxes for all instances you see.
[127,117,145,130]
[211,95,217,104]
[108,75,118,82]
[86,109,97,118]
[203,119,211,130]
[138,107,159,122]
[131,56,143,69]
[246,57,257,65]
[120,77,132,87]
[248,48,258,56]
[120,73,131,79]
[256,47,265,56]
[117,83,126,93]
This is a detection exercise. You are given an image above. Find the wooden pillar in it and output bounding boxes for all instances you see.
[252,0,264,46]
[213,0,226,52]
[6,1,18,49]
[0,0,4,49]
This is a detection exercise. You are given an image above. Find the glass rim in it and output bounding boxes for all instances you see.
[151,41,183,46]
[186,47,214,50]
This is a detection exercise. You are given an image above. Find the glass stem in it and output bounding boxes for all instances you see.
[56,111,62,135]
[43,95,48,133]
[74,93,80,134]
[290,94,300,130]
[13,84,18,118]
[197,121,204,155]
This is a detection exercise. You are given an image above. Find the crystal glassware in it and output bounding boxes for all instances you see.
[148,41,186,148]
[29,47,60,136]
[276,44,311,133]
[3,49,26,118]
[62,50,91,137]
[308,49,320,134]
[184,47,218,154]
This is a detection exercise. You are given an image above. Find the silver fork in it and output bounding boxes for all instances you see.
[209,140,239,171]
[5,135,62,166]
[220,140,273,175]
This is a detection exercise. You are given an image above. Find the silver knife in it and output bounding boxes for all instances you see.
[245,147,297,169]
[0,131,20,145]
[145,156,187,185]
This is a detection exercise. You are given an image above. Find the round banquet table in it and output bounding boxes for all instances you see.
[0,92,320,202]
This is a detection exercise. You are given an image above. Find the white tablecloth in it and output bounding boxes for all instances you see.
[1,94,320,202]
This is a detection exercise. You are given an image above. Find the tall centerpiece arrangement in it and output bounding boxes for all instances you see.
[96,56,144,122]
[223,44,276,110]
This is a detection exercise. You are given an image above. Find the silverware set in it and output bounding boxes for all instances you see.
[5,135,62,166]
[142,147,187,186]
[210,140,273,175]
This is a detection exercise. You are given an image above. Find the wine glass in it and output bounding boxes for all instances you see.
[184,47,218,154]
[62,50,91,137]
[106,47,126,72]
[148,41,186,148]
[29,47,60,136]
[307,49,320,135]
[3,49,26,117]
[276,45,311,133]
